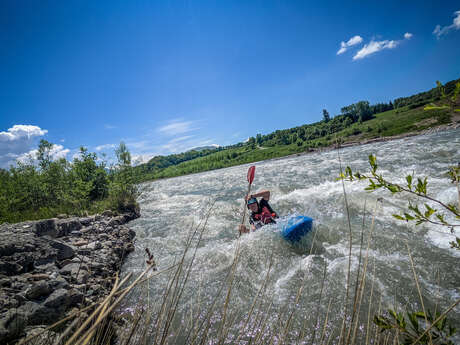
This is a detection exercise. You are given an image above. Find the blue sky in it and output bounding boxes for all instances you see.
[1,1,460,167]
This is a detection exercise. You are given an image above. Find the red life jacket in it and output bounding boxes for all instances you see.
[253,206,276,224]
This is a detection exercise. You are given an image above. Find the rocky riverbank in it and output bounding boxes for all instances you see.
[0,210,139,344]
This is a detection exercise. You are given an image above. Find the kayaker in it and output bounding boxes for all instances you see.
[239,190,278,234]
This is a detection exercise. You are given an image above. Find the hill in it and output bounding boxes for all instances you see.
[134,78,460,182]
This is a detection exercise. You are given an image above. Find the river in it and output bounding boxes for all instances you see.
[122,128,460,344]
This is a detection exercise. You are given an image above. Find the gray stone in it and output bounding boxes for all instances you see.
[60,263,87,276]
[44,288,83,309]
[79,217,94,226]
[84,241,102,250]
[19,301,57,325]
[34,219,57,237]
[49,240,75,260]
[0,260,22,276]
[0,309,27,343]
[56,218,82,237]
[25,281,51,300]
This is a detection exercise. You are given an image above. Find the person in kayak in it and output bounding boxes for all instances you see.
[239,190,278,234]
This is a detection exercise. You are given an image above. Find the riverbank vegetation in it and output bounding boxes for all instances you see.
[0,141,139,224]
[134,78,460,182]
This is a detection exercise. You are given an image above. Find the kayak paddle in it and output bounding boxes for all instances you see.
[240,165,256,235]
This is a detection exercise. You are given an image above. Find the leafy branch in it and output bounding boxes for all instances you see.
[374,308,457,345]
[340,155,460,249]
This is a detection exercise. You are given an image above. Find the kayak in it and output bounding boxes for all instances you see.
[281,215,314,242]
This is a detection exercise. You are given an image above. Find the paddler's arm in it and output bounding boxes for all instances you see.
[247,190,270,201]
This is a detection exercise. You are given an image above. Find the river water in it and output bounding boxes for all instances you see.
[122,129,460,344]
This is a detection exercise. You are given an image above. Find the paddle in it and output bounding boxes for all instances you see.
[240,165,256,235]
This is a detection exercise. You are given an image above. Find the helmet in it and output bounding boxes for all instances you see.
[247,197,258,209]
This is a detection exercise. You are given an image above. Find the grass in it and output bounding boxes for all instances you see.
[15,154,460,345]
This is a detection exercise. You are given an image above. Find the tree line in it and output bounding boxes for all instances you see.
[0,140,139,223]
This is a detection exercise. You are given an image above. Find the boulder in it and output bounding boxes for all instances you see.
[49,240,75,260]
[44,288,83,309]
[79,217,94,226]
[0,309,28,343]
[56,218,82,237]
[0,260,22,276]
[34,219,57,237]
[18,301,57,325]
[25,281,51,300]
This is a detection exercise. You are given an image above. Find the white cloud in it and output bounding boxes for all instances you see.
[95,143,116,151]
[0,125,47,142]
[353,39,399,60]
[157,119,198,136]
[131,154,154,166]
[337,35,363,55]
[104,124,116,129]
[0,125,48,168]
[404,32,413,39]
[433,10,460,38]
[16,144,69,165]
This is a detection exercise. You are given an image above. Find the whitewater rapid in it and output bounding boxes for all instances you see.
[122,128,460,343]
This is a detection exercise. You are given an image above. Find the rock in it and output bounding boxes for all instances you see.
[28,273,51,281]
[56,218,82,237]
[0,260,22,276]
[0,278,11,287]
[49,275,69,290]
[25,281,51,300]
[74,239,89,246]
[101,210,114,217]
[84,241,102,250]
[19,301,57,325]
[60,263,87,276]
[34,219,57,237]
[0,309,28,343]
[44,288,83,309]
[49,240,75,260]
[108,215,127,227]
[79,217,94,226]
[70,230,81,236]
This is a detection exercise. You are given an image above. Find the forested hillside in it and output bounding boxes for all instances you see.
[134,78,460,181]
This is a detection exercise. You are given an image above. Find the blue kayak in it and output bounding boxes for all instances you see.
[281,215,314,242]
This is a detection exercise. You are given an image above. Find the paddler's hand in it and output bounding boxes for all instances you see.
[245,194,253,201]
[239,224,249,234]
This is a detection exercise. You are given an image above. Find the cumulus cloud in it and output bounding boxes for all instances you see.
[433,10,460,38]
[404,32,413,39]
[157,119,198,136]
[0,125,48,168]
[337,35,363,55]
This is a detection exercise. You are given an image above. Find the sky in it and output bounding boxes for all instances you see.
[1,1,460,168]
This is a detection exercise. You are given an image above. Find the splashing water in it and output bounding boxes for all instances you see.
[122,129,460,344]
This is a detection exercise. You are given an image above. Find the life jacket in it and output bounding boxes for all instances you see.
[253,206,277,224]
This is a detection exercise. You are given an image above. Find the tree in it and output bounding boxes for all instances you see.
[36,139,54,170]
[323,109,330,122]
[115,141,131,167]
